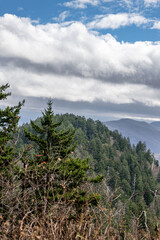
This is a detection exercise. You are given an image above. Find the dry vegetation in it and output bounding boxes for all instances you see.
[1,171,160,240]
[1,85,160,239]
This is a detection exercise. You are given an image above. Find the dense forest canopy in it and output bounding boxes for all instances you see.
[20,113,159,207]
[1,84,160,239]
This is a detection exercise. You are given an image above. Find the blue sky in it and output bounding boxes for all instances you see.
[1,0,160,42]
[1,0,160,123]
[0,0,160,42]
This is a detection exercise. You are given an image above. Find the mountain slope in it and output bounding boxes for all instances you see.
[105,118,160,154]
[151,121,160,131]
[17,114,159,210]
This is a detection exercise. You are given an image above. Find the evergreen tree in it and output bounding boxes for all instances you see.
[0,83,24,216]
[23,100,102,210]
[24,99,76,163]
[0,83,24,171]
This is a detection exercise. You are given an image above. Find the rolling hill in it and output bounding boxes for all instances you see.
[105,118,160,155]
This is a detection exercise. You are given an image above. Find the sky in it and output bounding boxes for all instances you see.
[1,0,160,123]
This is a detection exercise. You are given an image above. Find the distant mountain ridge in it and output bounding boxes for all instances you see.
[105,118,160,155]
[150,121,160,131]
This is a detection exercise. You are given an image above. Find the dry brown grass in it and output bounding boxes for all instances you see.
[0,147,159,240]
[1,198,160,240]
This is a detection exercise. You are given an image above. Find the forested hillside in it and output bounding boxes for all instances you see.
[105,118,160,155]
[1,84,160,239]
[17,113,160,223]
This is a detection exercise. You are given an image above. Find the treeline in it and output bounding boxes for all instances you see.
[20,113,159,211]
[1,84,160,239]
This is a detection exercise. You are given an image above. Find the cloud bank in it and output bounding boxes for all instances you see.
[1,14,160,120]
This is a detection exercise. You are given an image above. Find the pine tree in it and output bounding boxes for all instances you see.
[24,99,76,164]
[0,83,25,171]
[23,100,102,211]
[0,83,24,216]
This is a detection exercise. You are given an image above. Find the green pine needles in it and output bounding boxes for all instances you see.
[0,83,24,171]
[23,100,101,210]
[0,84,159,239]
[24,99,76,163]
[0,83,24,217]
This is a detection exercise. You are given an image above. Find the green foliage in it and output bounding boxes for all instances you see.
[89,175,104,183]
[1,86,159,238]
[88,192,101,205]
[24,100,76,163]
[18,112,158,219]
[0,83,24,170]
[6,101,158,233]
[0,83,24,216]
[22,100,102,210]
[157,170,160,183]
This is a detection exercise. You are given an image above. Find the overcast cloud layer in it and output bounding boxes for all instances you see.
[1,13,160,121]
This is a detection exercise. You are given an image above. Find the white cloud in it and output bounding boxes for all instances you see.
[87,13,149,29]
[152,21,160,29]
[121,0,132,7]
[144,0,159,7]
[64,0,99,9]
[18,7,24,11]
[53,11,69,22]
[1,14,160,109]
